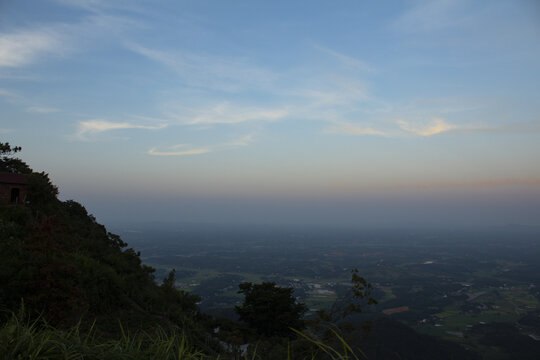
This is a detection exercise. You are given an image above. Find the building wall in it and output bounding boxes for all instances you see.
[0,183,29,205]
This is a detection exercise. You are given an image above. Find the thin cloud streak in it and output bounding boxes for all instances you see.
[325,123,388,136]
[126,43,278,93]
[326,117,456,137]
[149,133,255,157]
[223,134,255,147]
[397,117,455,136]
[148,146,212,156]
[184,103,289,125]
[75,119,167,140]
[327,117,539,138]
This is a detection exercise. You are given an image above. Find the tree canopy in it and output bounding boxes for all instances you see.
[235,281,306,337]
[0,142,31,173]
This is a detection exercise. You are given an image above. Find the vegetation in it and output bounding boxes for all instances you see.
[0,309,205,360]
[236,281,307,337]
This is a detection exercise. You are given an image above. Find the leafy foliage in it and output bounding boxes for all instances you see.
[316,269,377,324]
[235,281,307,337]
[0,142,31,174]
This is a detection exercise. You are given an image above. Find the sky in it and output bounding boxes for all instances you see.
[1,0,540,228]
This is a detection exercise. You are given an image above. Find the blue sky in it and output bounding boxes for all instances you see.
[1,0,539,227]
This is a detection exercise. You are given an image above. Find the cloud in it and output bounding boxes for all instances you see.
[325,123,388,136]
[397,117,455,136]
[75,119,167,139]
[148,146,212,156]
[0,29,64,67]
[325,117,462,137]
[149,133,255,157]
[127,43,277,93]
[183,102,289,125]
[0,7,142,70]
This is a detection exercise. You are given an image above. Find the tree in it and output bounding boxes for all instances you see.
[235,282,306,337]
[0,142,31,173]
[310,268,378,345]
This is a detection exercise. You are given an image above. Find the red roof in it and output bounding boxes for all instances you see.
[382,306,409,315]
[0,173,28,184]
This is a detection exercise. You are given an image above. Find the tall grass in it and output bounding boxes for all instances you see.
[0,311,206,359]
[290,327,367,360]
[0,311,364,360]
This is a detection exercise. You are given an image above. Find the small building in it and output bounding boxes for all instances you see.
[0,173,29,205]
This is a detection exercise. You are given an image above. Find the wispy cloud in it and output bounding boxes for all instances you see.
[0,29,65,67]
[325,123,388,136]
[324,116,456,137]
[148,145,212,156]
[127,43,277,93]
[397,117,454,136]
[179,102,289,125]
[148,133,255,157]
[0,6,142,69]
[75,119,167,140]
[326,117,459,137]
[328,115,540,138]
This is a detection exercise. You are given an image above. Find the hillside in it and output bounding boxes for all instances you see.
[0,144,213,344]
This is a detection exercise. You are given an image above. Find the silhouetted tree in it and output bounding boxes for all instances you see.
[0,142,31,173]
[236,282,306,337]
